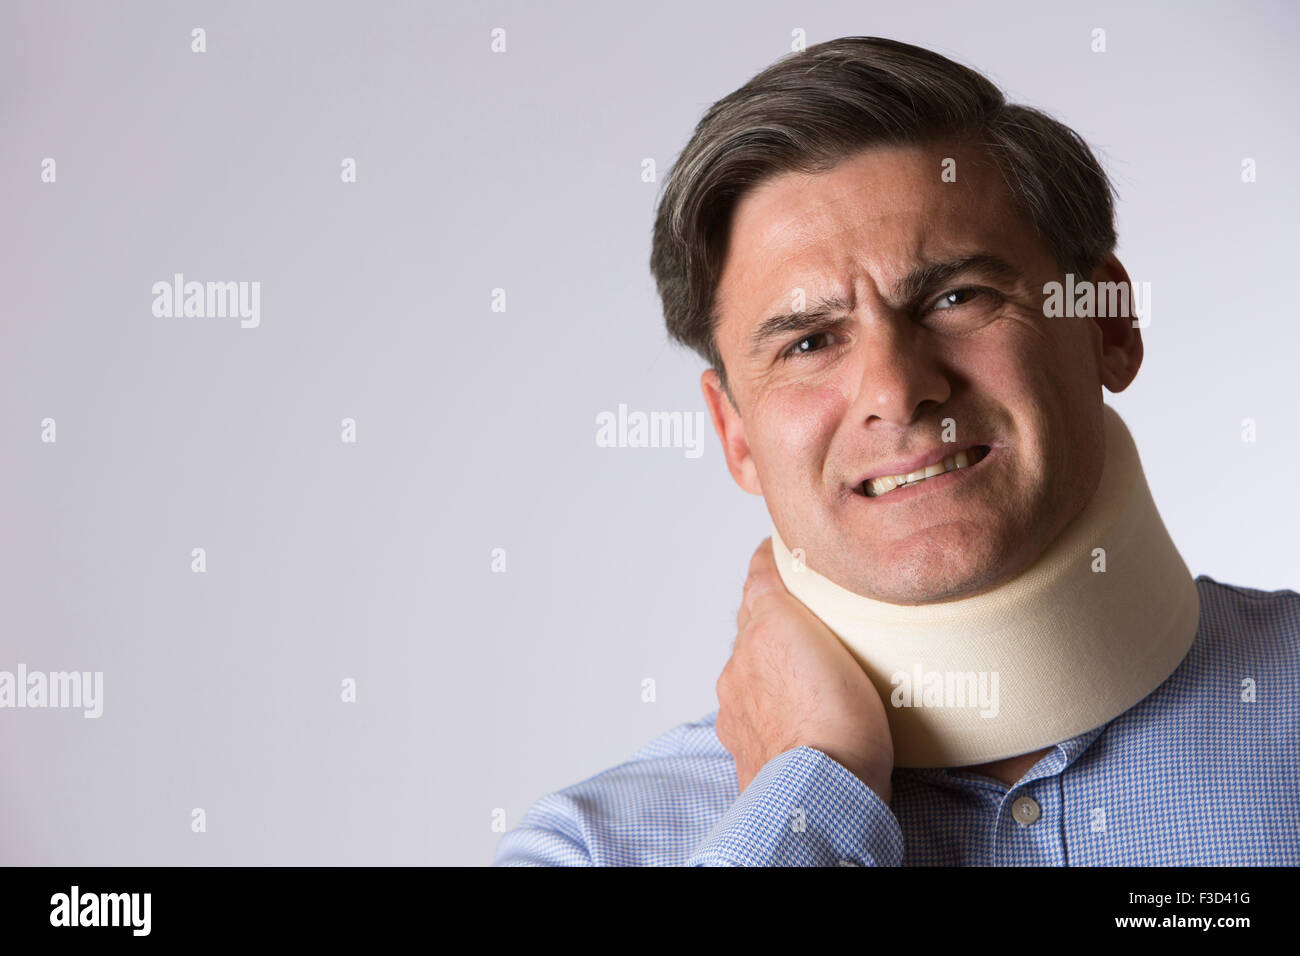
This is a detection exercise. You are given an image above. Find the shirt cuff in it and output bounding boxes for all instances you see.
[687,746,904,866]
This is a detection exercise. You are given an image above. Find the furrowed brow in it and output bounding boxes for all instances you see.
[747,294,852,358]
[890,254,1023,306]
[745,255,1022,359]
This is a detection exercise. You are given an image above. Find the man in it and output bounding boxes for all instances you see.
[493,36,1299,866]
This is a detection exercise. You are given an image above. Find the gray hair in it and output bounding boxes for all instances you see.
[649,36,1118,400]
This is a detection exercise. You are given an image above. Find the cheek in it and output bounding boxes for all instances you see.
[983,317,1097,422]
[954,318,1084,483]
[953,314,1059,398]
[752,383,847,477]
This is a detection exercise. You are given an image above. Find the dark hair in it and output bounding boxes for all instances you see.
[649,36,1118,399]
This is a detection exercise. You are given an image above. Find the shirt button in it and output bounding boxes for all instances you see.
[837,859,860,866]
[1011,795,1041,826]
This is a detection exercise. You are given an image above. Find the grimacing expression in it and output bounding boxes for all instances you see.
[702,141,1143,604]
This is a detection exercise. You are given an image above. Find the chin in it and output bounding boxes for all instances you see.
[841,523,1008,603]
[897,561,1002,604]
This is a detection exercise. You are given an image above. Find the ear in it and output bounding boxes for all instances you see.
[701,369,763,495]
[1087,254,1144,393]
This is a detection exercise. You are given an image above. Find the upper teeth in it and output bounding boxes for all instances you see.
[864,448,976,497]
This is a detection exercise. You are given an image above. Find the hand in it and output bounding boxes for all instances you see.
[715,537,895,803]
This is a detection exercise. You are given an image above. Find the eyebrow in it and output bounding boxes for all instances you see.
[746,254,1025,358]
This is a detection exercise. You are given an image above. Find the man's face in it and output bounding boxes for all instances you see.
[704,141,1142,604]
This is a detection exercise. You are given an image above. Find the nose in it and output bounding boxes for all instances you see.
[851,312,951,427]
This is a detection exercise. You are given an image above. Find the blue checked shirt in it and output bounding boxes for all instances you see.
[494,577,1300,866]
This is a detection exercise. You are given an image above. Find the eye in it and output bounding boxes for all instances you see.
[780,330,840,360]
[931,287,985,311]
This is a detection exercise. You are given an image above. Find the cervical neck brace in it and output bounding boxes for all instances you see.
[770,403,1200,768]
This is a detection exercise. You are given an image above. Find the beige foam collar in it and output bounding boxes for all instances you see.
[770,404,1200,768]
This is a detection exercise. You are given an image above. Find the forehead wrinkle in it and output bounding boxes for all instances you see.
[720,147,1017,360]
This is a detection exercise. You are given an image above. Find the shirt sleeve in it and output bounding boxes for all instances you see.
[686,746,904,866]
[492,799,595,866]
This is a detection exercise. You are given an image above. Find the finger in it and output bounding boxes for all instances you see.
[747,536,775,578]
[743,560,787,618]
[738,537,774,630]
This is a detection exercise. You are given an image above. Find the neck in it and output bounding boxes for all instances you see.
[770,403,1200,767]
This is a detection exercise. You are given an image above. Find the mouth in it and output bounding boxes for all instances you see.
[853,444,993,500]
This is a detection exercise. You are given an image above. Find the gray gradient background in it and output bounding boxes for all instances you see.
[2,0,1296,866]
